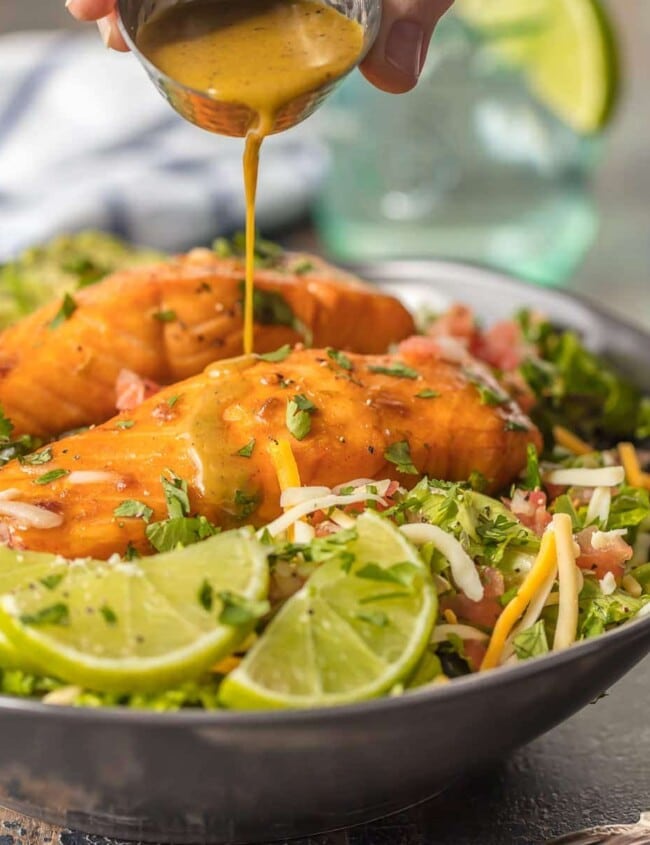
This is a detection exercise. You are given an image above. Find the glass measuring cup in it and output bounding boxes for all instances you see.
[117,0,381,137]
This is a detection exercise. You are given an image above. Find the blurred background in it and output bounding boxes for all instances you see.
[0,1,647,326]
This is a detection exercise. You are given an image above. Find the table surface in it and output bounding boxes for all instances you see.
[1,3,650,844]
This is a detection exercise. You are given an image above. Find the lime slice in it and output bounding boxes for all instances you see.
[220,511,437,710]
[455,0,618,133]
[0,530,269,692]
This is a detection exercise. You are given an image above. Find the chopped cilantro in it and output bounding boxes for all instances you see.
[234,489,259,519]
[466,373,509,406]
[218,591,270,626]
[161,470,190,519]
[292,259,315,275]
[238,283,312,345]
[286,394,317,441]
[40,573,65,591]
[235,439,256,458]
[124,542,141,561]
[212,237,233,257]
[231,232,284,267]
[20,447,53,466]
[49,293,78,329]
[114,499,154,523]
[115,420,134,430]
[20,603,69,627]
[356,610,389,628]
[504,419,529,432]
[100,604,118,625]
[523,443,542,490]
[257,345,291,363]
[384,440,419,475]
[35,468,69,485]
[327,348,353,371]
[146,515,218,553]
[368,362,419,380]
[167,395,181,408]
[0,406,14,441]
[153,309,177,323]
[198,579,214,612]
[416,389,439,399]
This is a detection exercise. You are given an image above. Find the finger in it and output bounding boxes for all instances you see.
[65,0,116,23]
[96,11,130,51]
[360,0,453,93]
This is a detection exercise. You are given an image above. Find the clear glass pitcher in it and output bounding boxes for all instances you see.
[315,12,602,286]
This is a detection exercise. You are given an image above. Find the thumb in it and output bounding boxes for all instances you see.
[360,0,453,94]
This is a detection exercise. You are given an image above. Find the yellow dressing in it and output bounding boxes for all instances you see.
[137,0,364,354]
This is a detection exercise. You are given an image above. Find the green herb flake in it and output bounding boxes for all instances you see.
[384,440,419,475]
[218,591,270,626]
[153,309,177,323]
[327,348,353,371]
[146,515,218,553]
[115,420,135,430]
[234,489,259,519]
[20,447,53,466]
[356,610,389,628]
[35,468,69,485]
[167,395,181,408]
[124,542,141,561]
[212,237,233,257]
[292,260,314,275]
[235,439,256,459]
[504,419,529,432]
[368,361,419,380]
[286,394,317,441]
[113,499,154,523]
[0,406,14,442]
[40,573,65,591]
[523,443,542,490]
[20,603,70,627]
[49,293,78,329]
[198,579,214,612]
[416,389,439,399]
[100,604,118,626]
[161,470,190,520]
[257,344,291,363]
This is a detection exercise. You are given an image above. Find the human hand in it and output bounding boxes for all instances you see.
[66,0,454,92]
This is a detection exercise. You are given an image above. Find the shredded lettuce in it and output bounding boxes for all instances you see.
[578,580,650,639]
[513,620,549,660]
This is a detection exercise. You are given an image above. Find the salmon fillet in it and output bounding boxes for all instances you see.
[0,347,541,560]
[0,249,414,438]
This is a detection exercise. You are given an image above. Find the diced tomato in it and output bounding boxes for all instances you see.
[115,369,161,411]
[427,304,479,347]
[474,320,534,372]
[508,488,552,536]
[314,520,341,537]
[441,566,505,629]
[576,526,632,583]
[462,639,487,673]
[397,335,445,364]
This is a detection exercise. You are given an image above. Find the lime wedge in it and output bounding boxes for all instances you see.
[455,0,618,133]
[220,511,437,710]
[0,530,269,692]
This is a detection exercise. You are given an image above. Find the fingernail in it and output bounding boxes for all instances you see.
[96,17,112,47]
[385,19,424,82]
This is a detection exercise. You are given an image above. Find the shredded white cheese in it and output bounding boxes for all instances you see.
[431,623,488,643]
[0,500,63,529]
[399,522,484,602]
[0,489,20,501]
[599,571,617,595]
[262,491,387,538]
[591,528,628,550]
[586,486,611,525]
[280,486,331,509]
[543,466,625,488]
[292,520,316,543]
[67,471,119,485]
[552,513,579,650]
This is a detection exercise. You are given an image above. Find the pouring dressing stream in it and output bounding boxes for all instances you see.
[135,0,365,354]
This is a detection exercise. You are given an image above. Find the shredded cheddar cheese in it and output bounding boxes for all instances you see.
[480,530,557,671]
[268,438,302,540]
[443,608,458,625]
[553,425,592,456]
[618,442,650,490]
[212,655,241,675]
[552,512,579,650]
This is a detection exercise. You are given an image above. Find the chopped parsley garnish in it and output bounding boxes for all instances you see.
[218,591,270,626]
[356,610,389,628]
[115,420,134,430]
[327,348,353,371]
[504,419,529,432]
[49,293,78,329]
[100,604,118,625]
[286,394,317,441]
[368,361,419,380]
[523,443,542,490]
[384,440,419,475]
[146,516,218,553]
[35,468,69,485]
[114,499,154,523]
[231,232,284,267]
[161,470,190,519]
[355,561,419,589]
[416,389,439,399]
[153,309,177,323]
[0,406,14,441]
[40,573,65,591]
[257,345,291,363]
[198,579,214,612]
[468,470,488,492]
[20,603,69,627]
[0,433,43,467]
[235,439,256,458]
[167,395,181,408]
[238,283,313,346]
[293,259,314,275]
[20,447,53,466]
[472,380,509,406]
[234,489,259,519]
[124,542,141,561]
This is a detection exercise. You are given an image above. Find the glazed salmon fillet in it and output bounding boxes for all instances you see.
[0,249,414,438]
[0,347,541,560]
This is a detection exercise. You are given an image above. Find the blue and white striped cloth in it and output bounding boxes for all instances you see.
[0,31,329,261]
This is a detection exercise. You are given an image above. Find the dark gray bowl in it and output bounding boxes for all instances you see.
[0,261,649,844]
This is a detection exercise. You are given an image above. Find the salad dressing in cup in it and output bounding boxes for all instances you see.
[122,0,373,355]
